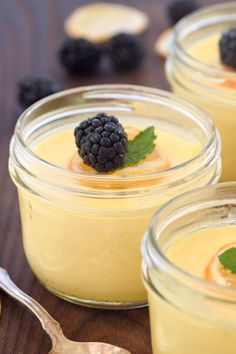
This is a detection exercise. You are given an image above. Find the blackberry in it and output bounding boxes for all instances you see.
[74,113,128,173]
[107,33,145,71]
[59,38,102,74]
[167,0,200,25]
[18,74,61,108]
[219,27,236,69]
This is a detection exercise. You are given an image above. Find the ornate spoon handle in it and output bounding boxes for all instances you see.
[0,267,64,345]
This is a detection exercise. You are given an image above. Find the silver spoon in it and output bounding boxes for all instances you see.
[0,267,131,354]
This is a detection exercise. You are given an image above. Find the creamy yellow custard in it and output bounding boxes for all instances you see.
[147,225,236,354]
[189,34,225,69]
[186,34,236,183]
[167,9,236,182]
[168,225,236,284]
[18,124,201,304]
[35,126,200,174]
[188,33,236,89]
[9,85,221,308]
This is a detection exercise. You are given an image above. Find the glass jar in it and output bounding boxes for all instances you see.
[142,182,236,354]
[9,85,221,309]
[166,2,236,182]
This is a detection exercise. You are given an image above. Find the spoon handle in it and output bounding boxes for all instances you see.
[0,267,64,345]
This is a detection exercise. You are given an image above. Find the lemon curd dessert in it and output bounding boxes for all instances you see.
[142,183,236,354]
[166,2,236,181]
[9,85,221,308]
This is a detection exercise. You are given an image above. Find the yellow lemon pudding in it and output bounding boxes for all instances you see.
[9,85,221,308]
[143,182,236,354]
[166,2,236,181]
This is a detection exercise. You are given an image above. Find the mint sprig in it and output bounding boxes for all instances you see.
[123,126,156,167]
[218,247,236,274]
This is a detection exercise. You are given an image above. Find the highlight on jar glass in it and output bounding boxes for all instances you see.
[9,84,221,309]
[166,2,236,182]
[142,182,236,354]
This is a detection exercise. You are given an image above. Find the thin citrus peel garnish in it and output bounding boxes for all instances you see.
[205,243,236,287]
[68,146,170,176]
[69,125,170,176]
[221,79,236,89]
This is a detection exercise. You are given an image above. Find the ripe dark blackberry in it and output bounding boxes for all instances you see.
[107,33,145,71]
[18,74,61,108]
[59,38,102,74]
[219,27,236,69]
[74,113,128,173]
[167,0,200,25]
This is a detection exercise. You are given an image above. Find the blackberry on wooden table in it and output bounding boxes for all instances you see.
[18,74,61,108]
[107,33,145,71]
[59,38,102,74]
[167,0,200,25]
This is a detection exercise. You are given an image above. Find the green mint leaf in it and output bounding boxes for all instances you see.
[218,247,236,274]
[123,126,156,167]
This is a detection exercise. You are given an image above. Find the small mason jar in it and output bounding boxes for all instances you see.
[166,2,236,182]
[9,85,221,309]
[142,182,236,354]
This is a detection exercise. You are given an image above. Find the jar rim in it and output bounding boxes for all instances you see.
[142,182,236,301]
[173,2,236,82]
[11,84,220,195]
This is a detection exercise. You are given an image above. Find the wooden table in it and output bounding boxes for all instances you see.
[0,0,221,352]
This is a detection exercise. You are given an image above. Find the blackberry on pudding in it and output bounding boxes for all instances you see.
[74,113,128,172]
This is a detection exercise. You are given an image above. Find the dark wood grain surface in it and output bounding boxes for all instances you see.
[0,0,221,353]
